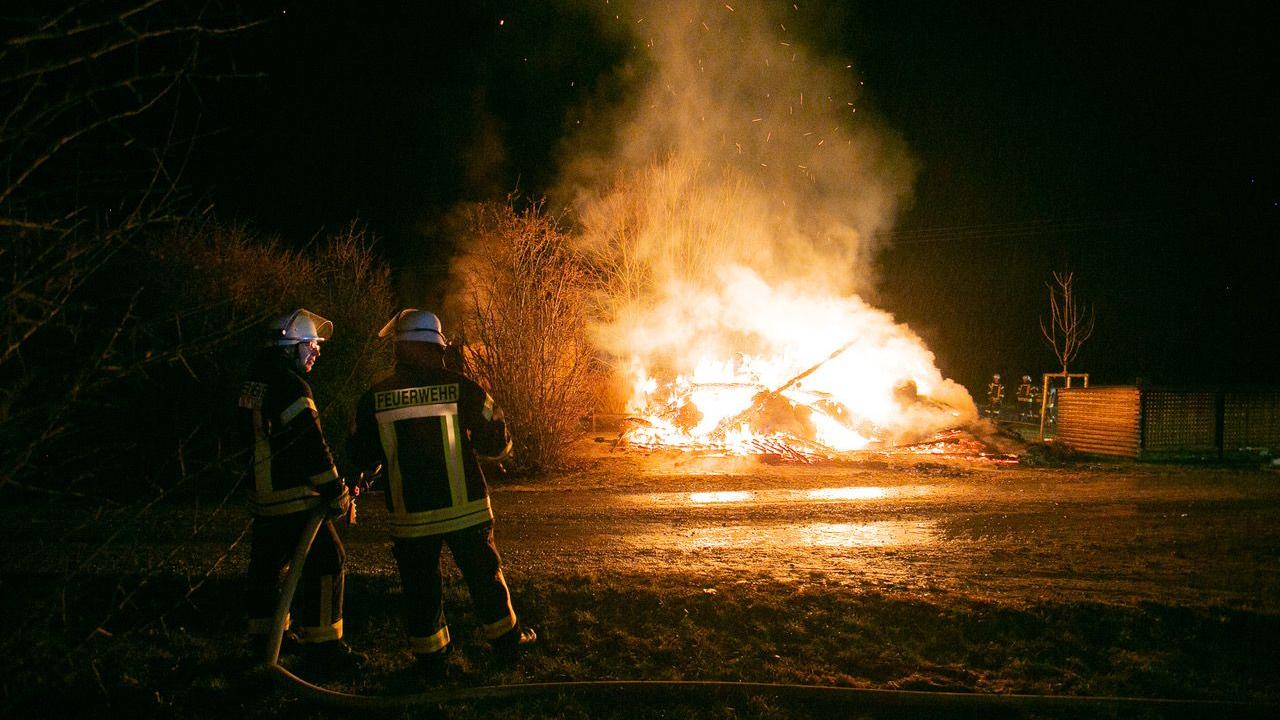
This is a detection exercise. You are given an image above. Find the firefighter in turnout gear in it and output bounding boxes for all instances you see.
[348,309,536,679]
[985,374,1005,418]
[237,309,359,669]
[1016,374,1038,421]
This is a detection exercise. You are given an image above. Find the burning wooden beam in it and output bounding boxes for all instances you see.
[708,338,858,441]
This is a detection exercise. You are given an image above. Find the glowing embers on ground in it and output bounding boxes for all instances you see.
[622,352,875,457]
[619,335,974,460]
[689,491,755,504]
[805,486,888,501]
[639,521,936,551]
[638,485,931,508]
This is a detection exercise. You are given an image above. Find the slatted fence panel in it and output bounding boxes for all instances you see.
[1141,390,1218,453]
[1057,387,1141,457]
[1223,391,1280,452]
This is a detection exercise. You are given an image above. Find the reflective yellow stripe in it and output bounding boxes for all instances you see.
[390,511,493,537]
[252,408,271,494]
[309,466,339,485]
[295,618,343,643]
[254,484,318,504]
[376,401,457,424]
[252,485,321,516]
[481,580,517,639]
[442,413,467,505]
[253,497,319,517]
[377,420,405,512]
[280,396,317,424]
[389,496,491,526]
[409,626,451,654]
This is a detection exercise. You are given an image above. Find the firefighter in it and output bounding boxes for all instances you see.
[986,373,1004,417]
[1016,374,1038,421]
[348,309,536,679]
[238,309,359,669]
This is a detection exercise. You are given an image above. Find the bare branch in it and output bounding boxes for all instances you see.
[1040,270,1095,374]
[2,17,268,84]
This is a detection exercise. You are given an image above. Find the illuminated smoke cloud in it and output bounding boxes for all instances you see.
[556,1,975,443]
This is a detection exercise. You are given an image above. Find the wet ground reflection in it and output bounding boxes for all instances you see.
[637,521,936,550]
[688,491,755,504]
[639,485,931,507]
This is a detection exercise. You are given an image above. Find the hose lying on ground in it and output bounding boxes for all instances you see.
[263,512,1277,717]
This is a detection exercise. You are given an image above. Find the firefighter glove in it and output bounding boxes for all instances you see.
[326,487,353,520]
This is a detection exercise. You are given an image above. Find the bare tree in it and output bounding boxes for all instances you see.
[0,1,265,491]
[1040,270,1095,374]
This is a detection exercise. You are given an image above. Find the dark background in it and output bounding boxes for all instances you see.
[188,1,1279,396]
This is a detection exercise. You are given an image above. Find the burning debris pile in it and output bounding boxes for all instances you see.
[556,2,980,459]
[618,322,977,460]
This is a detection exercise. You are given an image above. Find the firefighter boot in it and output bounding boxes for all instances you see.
[414,644,455,684]
[492,625,538,661]
[303,640,367,677]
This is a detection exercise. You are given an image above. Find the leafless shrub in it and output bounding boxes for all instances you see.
[447,200,602,472]
[126,220,395,486]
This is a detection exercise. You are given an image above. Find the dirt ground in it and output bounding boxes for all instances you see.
[3,446,1279,718]
[486,446,1280,612]
[12,447,1278,613]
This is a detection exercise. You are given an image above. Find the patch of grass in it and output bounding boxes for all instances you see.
[6,564,1275,719]
[5,504,1274,717]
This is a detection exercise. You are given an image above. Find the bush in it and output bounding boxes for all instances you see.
[0,219,394,497]
[447,201,602,472]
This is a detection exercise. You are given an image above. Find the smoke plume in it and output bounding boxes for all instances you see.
[556,1,975,433]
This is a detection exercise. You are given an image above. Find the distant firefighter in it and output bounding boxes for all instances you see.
[1016,374,1039,421]
[985,373,1004,417]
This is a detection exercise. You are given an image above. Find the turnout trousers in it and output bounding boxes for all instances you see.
[391,521,517,655]
[246,512,346,643]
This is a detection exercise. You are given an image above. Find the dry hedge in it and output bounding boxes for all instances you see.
[447,201,602,473]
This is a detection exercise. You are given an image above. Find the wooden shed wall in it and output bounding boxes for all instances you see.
[1057,387,1141,457]
[1057,387,1280,459]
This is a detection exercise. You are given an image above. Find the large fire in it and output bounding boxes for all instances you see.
[558,2,979,457]
[617,265,977,457]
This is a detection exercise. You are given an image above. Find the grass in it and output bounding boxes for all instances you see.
[4,560,1277,719]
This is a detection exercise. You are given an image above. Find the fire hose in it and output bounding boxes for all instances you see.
[264,512,1277,717]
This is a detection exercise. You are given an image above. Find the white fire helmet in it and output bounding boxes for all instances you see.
[266,309,333,347]
[379,308,447,346]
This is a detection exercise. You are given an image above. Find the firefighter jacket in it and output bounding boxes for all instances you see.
[238,353,343,517]
[349,363,512,539]
[1016,382,1035,403]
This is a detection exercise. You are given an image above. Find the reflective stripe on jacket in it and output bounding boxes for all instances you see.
[238,354,342,517]
[350,365,512,538]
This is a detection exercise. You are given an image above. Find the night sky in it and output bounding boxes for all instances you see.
[190,1,1278,395]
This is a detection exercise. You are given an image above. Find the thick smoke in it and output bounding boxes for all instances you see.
[555,1,975,431]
